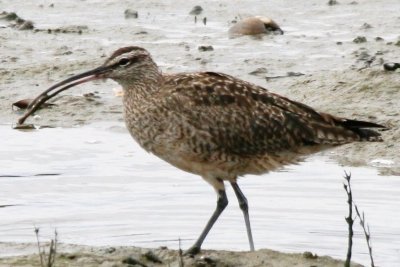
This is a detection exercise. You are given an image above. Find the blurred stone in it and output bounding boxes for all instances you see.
[228,16,283,37]
[360,23,372,29]
[18,20,34,30]
[328,0,339,5]
[383,62,400,71]
[190,5,203,15]
[353,36,367,43]
[198,45,214,52]
[124,9,138,19]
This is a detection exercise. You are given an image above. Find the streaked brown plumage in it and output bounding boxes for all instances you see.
[20,46,385,255]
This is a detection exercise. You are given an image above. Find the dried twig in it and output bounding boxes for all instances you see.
[343,171,354,267]
[343,171,376,267]
[34,227,44,267]
[178,238,184,267]
[354,205,375,267]
[34,227,58,267]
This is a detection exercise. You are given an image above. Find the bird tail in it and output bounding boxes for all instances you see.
[340,119,385,142]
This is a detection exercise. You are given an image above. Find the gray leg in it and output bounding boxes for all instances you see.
[231,182,255,251]
[185,189,228,255]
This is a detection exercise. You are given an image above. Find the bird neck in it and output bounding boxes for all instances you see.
[121,67,163,102]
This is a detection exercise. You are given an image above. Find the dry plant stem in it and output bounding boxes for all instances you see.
[343,171,354,267]
[34,227,44,267]
[178,238,184,267]
[46,230,58,267]
[33,227,58,267]
[354,205,375,267]
[47,240,54,267]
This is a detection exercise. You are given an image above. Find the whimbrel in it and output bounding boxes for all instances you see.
[18,46,385,255]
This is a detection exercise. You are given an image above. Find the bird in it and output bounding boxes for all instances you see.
[19,46,385,255]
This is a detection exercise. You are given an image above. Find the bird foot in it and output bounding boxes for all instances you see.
[183,246,201,256]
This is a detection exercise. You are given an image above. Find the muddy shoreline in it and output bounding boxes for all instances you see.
[0,242,363,267]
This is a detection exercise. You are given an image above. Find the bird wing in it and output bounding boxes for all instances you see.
[159,72,378,156]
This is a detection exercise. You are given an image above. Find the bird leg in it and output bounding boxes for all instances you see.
[185,189,228,256]
[231,182,255,251]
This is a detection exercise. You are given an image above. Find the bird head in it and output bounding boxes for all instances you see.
[17,46,158,125]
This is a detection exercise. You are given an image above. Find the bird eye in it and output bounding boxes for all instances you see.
[118,58,130,66]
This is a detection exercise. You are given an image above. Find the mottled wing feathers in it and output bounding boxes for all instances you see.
[161,72,382,156]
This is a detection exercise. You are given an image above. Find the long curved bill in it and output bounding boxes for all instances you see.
[18,65,112,125]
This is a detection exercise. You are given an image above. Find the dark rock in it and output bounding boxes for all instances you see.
[249,67,268,76]
[383,63,400,71]
[105,247,116,253]
[18,20,34,30]
[357,50,371,61]
[194,256,218,267]
[142,250,162,263]
[124,9,138,19]
[328,0,339,6]
[190,6,203,15]
[360,23,372,29]
[198,45,214,52]
[287,72,305,77]
[0,11,18,21]
[303,251,318,259]
[353,36,367,43]
[122,256,147,267]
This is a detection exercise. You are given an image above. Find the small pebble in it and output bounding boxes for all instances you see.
[249,67,268,76]
[194,256,218,267]
[122,256,147,267]
[353,36,367,43]
[328,0,339,6]
[303,251,318,259]
[18,20,34,30]
[383,62,400,71]
[360,23,372,29]
[142,250,162,263]
[198,45,214,52]
[105,247,116,253]
[189,5,203,15]
[124,9,138,19]
[2,11,18,21]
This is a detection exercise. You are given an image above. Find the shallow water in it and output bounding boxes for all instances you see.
[0,122,399,266]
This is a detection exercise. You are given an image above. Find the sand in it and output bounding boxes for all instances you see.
[0,242,363,267]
